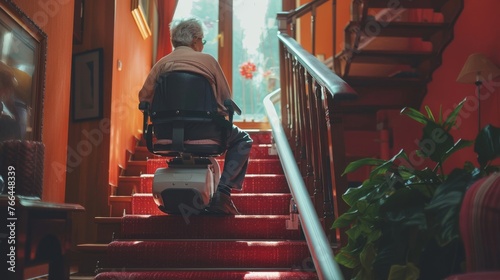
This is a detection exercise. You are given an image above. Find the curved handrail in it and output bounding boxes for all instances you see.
[276,0,329,55]
[264,89,344,280]
[278,32,357,99]
[276,0,328,23]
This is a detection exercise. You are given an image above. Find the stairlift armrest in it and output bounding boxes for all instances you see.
[139,101,150,111]
[139,101,150,134]
[224,99,241,116]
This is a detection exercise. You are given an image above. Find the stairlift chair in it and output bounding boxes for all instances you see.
[139,71,237,214]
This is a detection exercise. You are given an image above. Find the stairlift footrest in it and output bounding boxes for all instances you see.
[152,167,214,214]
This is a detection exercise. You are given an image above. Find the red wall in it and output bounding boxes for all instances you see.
[298,0,500,174]
[423,0,500,173]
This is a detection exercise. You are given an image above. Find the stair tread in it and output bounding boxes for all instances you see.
[116,173,288,194]
[120,214,301,239]
[102,131,314,277]
[131,193,292,197]
[95,270,318,280]
[105,240,311,269]
[146,158,283,175]
[77,243,108,252]
[138,129,273,147]
[130,192,292,215]
[118,176,141,180]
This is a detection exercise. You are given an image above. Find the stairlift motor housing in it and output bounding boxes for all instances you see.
[152,158,220,214]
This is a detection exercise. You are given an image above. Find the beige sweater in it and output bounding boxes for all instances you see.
[139,46,233,115]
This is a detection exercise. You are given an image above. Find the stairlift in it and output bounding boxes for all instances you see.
[139,71,237,214]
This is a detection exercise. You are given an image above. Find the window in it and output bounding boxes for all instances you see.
[173,0,282,123]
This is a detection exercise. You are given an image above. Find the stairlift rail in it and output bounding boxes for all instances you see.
[264,89,344,280]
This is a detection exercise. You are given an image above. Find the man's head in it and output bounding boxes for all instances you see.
[170,17,206,52]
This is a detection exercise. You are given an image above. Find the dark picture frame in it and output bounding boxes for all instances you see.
[0,0,47,141]
[71,48,103,122]
[73,0,85,44]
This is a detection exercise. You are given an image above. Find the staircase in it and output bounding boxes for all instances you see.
[85,130,321,279]
[334,0,463,135]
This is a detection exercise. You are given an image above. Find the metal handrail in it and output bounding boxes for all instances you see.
[263,89,344,280]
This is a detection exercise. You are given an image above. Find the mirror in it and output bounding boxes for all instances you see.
[0,0,47,141]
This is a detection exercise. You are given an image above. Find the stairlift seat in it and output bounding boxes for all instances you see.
[139,71,234,214]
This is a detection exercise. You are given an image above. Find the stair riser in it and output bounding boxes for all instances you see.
[136,174,288,194]
[95,218,122,243]
[133,143,278,161]
[138,130,272,146]
[120,215,302,240]
[248,130,273,145]
[123,159,283,177]
[146,159,283,175]
[122,162,146,176]
[249,144,278,159]
[115,177,140,195]
[109,196,132,216]
[131,194,292,216]
[131,149,160,161]
[106,240,311,269]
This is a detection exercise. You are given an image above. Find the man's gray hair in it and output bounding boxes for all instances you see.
[170,17,205,48]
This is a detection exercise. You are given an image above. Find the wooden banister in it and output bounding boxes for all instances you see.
[277,30,356,246]
[276,0,329,55]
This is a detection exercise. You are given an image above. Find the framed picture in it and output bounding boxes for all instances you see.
[0,0,47,141]
[71,48,103,122]
[131,0,152,39]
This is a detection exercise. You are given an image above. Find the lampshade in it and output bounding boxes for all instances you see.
[457,53,500,84]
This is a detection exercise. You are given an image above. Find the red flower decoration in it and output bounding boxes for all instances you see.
[239,61,257,79]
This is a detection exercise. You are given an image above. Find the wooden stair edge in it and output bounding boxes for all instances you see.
[109,195,133,201]
[77,243,109,252]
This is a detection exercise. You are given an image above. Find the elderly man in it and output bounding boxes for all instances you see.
[139,17,252,215]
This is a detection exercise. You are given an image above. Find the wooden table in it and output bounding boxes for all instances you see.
[0,196,84,280]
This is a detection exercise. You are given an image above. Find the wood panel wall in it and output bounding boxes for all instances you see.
[12,0,75,203]
[63,0,151,245]
[297,0,351,60]
[64,0,114,245]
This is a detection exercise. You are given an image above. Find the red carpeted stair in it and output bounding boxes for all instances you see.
[94,130,319,279]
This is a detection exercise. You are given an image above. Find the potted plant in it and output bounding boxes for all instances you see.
[332,99,500,280]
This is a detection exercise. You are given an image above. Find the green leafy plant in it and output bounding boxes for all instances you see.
[332,99,500,280]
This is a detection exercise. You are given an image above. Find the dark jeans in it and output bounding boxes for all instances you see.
[219,125,252,190]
